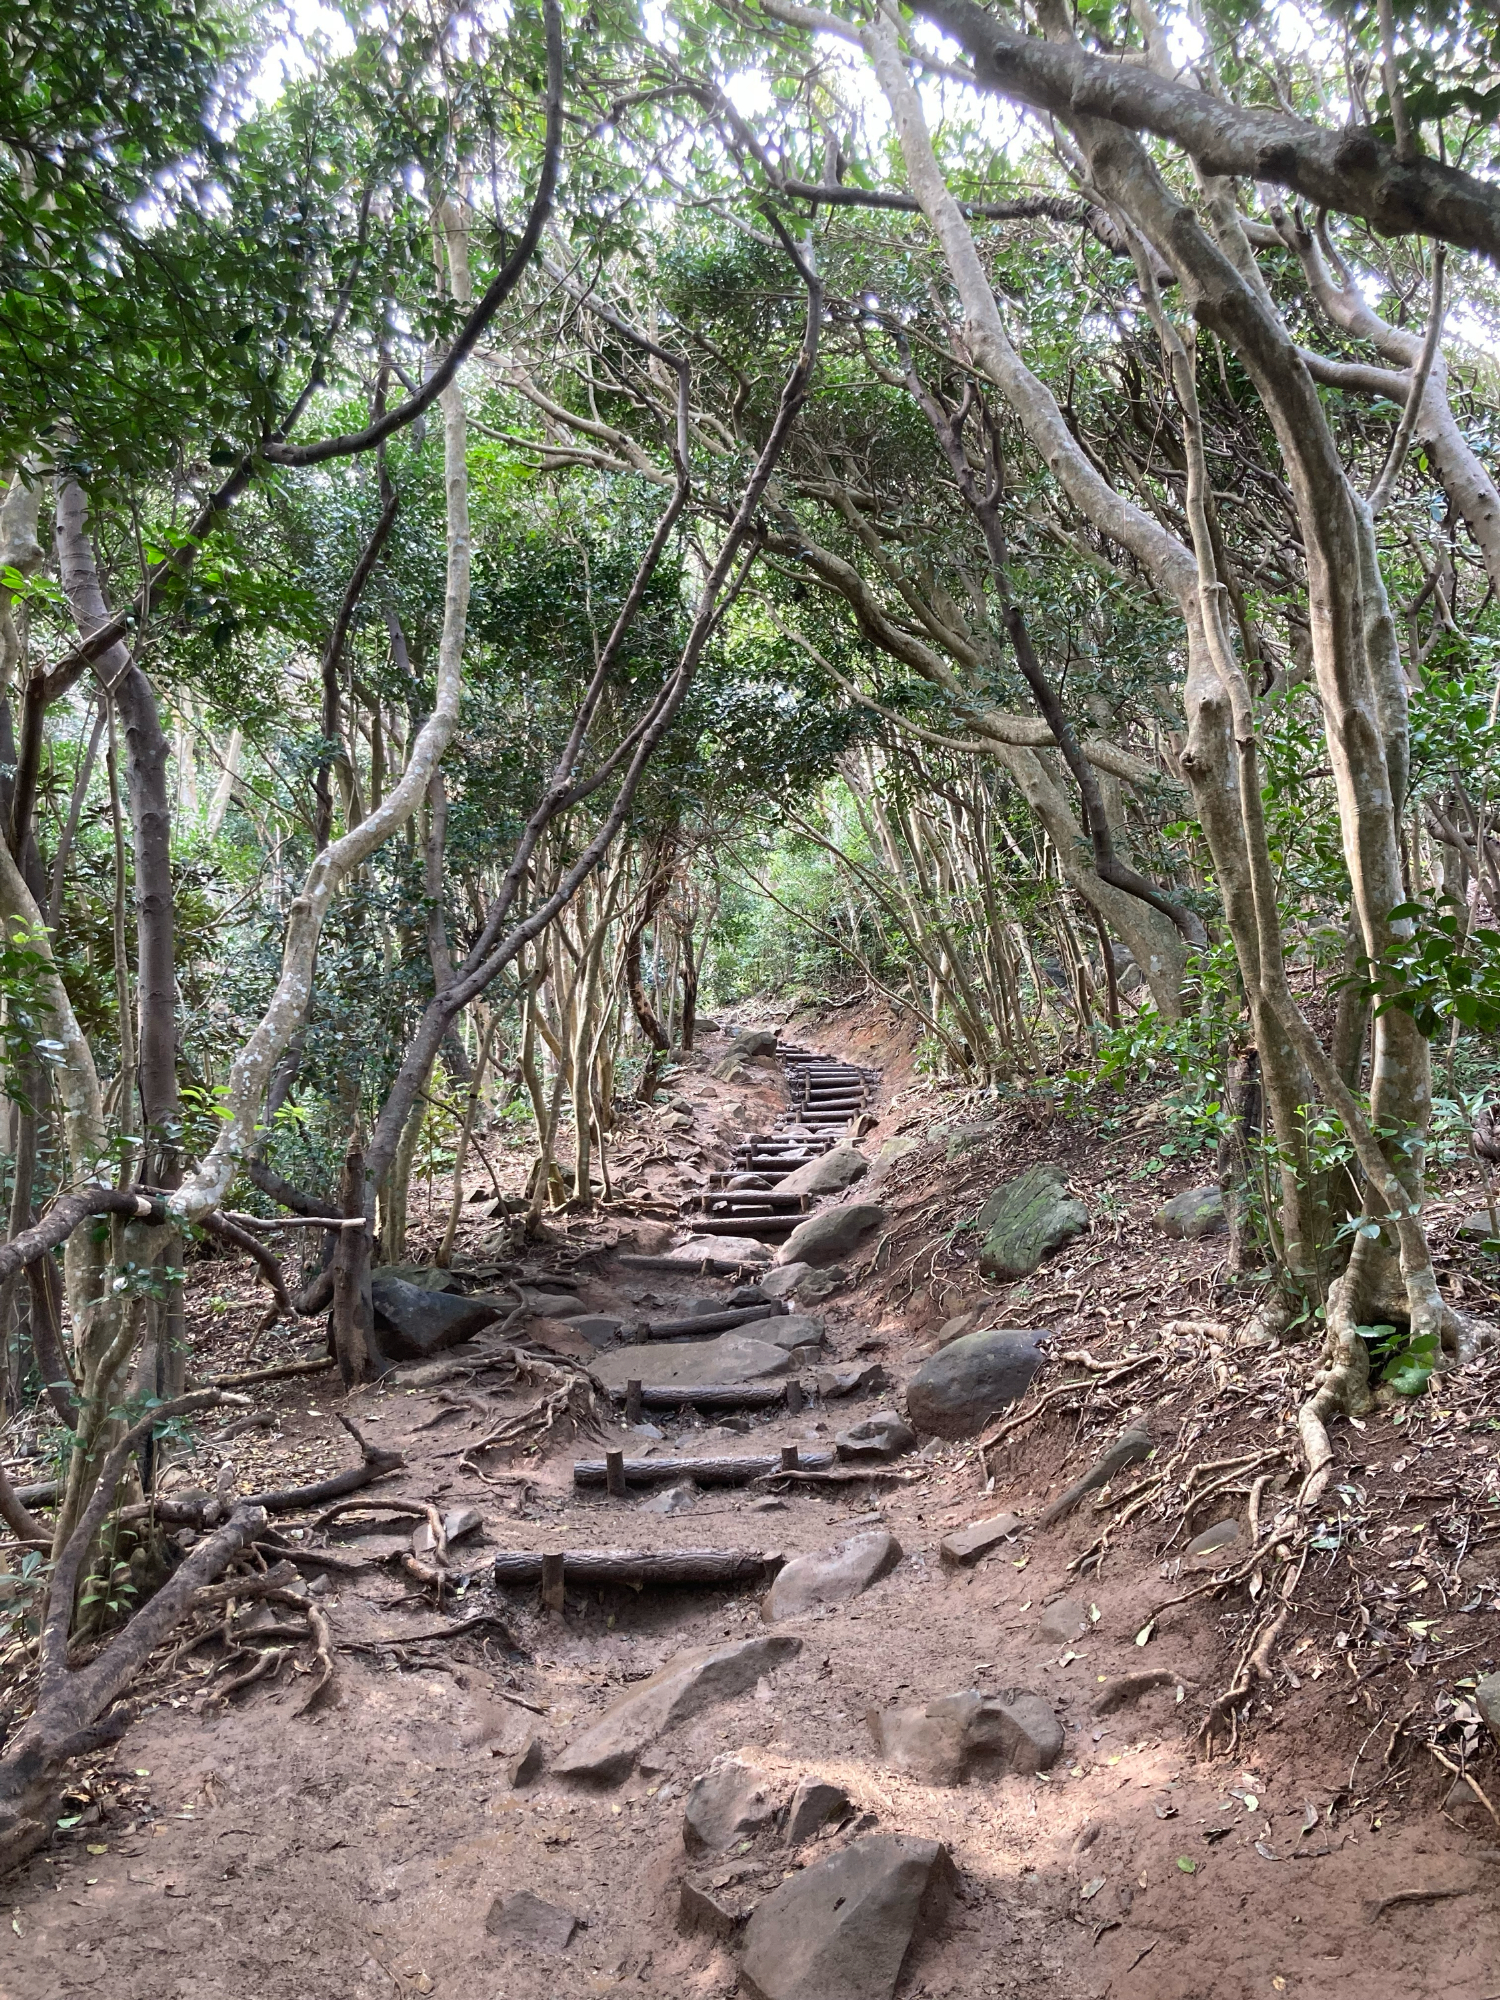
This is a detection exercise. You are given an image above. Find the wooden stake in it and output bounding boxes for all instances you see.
[605,1449,627,1498]
[780,1445,800,1471]
[625,1379,643,1424]
[541,1551,565,1612]
[786,1379,804,1414]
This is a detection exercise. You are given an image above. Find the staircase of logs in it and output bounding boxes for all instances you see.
[682,1041,880,1240]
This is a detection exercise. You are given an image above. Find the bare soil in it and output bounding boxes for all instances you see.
[4,1001,1499,2000]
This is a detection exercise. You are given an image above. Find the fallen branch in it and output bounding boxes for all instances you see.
[198,1355,335,1390]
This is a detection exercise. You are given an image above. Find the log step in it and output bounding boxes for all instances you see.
[683,1216,799,1238]
[606,1381,794,1409]
[573,1450,835,1487]
[642,1302,788,1339]
[493,1549,783,1586]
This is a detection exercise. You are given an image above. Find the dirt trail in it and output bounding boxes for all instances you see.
[1,1023,1496,2000]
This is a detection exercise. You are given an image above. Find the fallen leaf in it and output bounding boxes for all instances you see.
[85,1845,107,1856]
[1255,1841,1278,1860]
[1080,1877,1105,1900]
[1273,1980,1286,1993]
[1135,1620,1156,1647]
[1177,1856,1196,1874]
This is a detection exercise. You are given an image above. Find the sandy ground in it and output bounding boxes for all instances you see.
[3,1007,1499,2000]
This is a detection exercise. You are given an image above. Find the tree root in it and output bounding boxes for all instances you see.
[1199,1605,1289,1758]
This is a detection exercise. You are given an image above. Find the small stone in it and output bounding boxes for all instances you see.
[834,1411,917,1463]
[730,1284,771,1306]
[784,1776,850,1846]
[570,1315,625,1348]
[1456,1209,1500,1241]
[1444,1776,1486,1813]
[868,1690,1062,1785]
[1037,1596,1089,1643]
[484,1890,578,1951]
[1184,1518,1242,1559]
[749,1497,787,1512]
[935,1312,978,1347]
[739,1834,956,2000]
[442,1505,483,1544]
[939,1512,1025,1569]
[525,1290,589,1318]
[795,1266,845,1304]
[503,1733,544,1788]
[870,1134,920,1170]
[1153,1186,1227,1240]
[682,1757,784,1852]
[759,1313,826,1354]
[763,1530,903,1622]
[775,1204,886,1269]
[1474,1672,1500,1748]
[905,1329,1045,1440]
[639,1482,697,1516]
[975,1166,1087,1278]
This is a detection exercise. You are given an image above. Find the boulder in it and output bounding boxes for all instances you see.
[639,1482,697,1516]
[763,1530,902,1622]
[370,1277,507,1361]
[484,1890,579,1952]
[732,1029,780,1060]
[939,1512,1025,1569]
[784,1775,850,1846]
[371,1263,459,1292]
[1153,1186,1227,1240]
[570,1315,626,1348]
[905,1329,1045,1439]
[1456,1208,1500,1242]
[868,1690,1062,1785]
[740,1834,956,2000]
[665,1235,774,1269]
[976,1166,1088,1278]
[522,1288,588,1317]
[776,1203,886,1269]
[834,1411,916,1463]
[683,1757,784,1852]
[552,1634,801,1782]
[777,1146,870,1197]
[590,1333,792,1391]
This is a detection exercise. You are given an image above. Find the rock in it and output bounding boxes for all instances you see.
[777,1146,870,1196]
[762,1530,902,1622]
[730,1283,771,1305]
[760,1262,809,1300]
[1457,1208,1500,1242]
[935,1311,978,1347]
[1037,1596,1089,1643]
[570,1315,626,1348]
[834,1411,916,1463]
[939,1512,1025,1568]
[758,1313,826,1354]
[1474,1672,1500,1749]
[975,1166,1088,1278]
[639,1481,697,1516]
[665,1235,774,1269]
[660,1110,694,1130]
[795,1266,845,1304]
[731,1029,780,1060]
[784,1776,850,1846]
[682,1757,784,1852]
[868,1690,1062,1785]
[1444,1775,1488,1816]
[371,1263,459,1292]
[503,1733,544,1787]
[944,1123,996,1161]
[485,1890,579,1951]
[679,1875,758,1939]
[523,1289,588,1317]
[905,1329,1045,1439]
[1153,1185,1227,1240]
[590,1333,793,1390]
[871,1134,920,1170]
[814,1362,889,1399]
[442,1504,483,1544]
[1184,1518,1241,1559]
[776,1204,886,1269]
[552,1634,801,1782]
[370,1277,507,1361]
[740,1834,956,2000]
